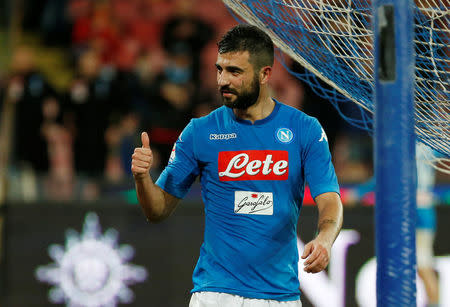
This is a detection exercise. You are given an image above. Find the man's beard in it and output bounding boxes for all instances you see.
[220,75,260,110]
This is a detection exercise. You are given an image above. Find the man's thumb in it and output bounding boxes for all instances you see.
[141,132,150,149]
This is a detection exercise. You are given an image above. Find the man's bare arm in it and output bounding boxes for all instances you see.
[315,192,343,246]
[132,132,181,223]
[302,192,343,273]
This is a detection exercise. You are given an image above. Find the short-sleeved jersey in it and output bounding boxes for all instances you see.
[156,100,339,301]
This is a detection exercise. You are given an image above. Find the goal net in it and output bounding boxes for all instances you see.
[223,0,449,173]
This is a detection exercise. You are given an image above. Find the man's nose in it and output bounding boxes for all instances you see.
[217,72,230,86]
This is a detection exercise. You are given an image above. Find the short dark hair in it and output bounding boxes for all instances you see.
[218,24,274,70]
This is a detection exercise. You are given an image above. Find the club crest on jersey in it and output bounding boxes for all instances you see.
[218,150,288,181]
[276,128,294,144]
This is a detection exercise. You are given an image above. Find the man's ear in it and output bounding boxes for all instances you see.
[259,66,272,84]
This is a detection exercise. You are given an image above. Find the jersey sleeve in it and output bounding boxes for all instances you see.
[155,120,199,199]
[303,118,340,199]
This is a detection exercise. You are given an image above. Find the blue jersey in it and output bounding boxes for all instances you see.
[156,100,339,301]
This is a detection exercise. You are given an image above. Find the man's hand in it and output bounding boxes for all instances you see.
[301,238,332,273]
[131,132,153,180]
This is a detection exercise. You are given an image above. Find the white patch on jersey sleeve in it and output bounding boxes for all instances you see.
[168,143,176,164]
[319,128,328,142]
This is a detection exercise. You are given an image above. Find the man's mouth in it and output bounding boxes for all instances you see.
[221,89,236,97]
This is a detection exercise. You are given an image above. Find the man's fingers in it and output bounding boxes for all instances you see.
[304,254,325,273]
[301,243,313,259]
[303,246,320,266]
[141,132,150,149]
[132,133,153,179]
[303,245,330,273]
[132,159,151,168]
[132,150,152,161]
[305,254,328,273]
[131,165,149,174]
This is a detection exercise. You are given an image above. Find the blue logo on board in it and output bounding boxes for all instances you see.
[276,128,294,144]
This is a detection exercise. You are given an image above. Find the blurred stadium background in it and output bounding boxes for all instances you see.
[0,0,448,306]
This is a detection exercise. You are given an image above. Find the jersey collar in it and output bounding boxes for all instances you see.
[226,98,281,126]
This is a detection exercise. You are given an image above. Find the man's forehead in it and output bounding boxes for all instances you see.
[216,51,251,66]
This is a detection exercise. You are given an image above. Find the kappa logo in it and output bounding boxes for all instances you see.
[218,150,289,181]
[319,128,328,142]
[210,133,237,140]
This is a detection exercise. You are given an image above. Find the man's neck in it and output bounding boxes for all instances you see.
[233,96,275,124]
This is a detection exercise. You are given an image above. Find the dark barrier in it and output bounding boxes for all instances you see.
[2,203,450,307]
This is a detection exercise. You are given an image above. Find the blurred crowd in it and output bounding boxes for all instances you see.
[0,0,373,203]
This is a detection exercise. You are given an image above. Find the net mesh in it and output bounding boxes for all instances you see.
[223,0,450,173]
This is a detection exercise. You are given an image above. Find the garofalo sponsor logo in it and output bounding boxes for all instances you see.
[35,212,147,307]
[234,191,274,215]
[210,133,237,140]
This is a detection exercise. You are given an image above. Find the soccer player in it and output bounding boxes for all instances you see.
[132,24,343,306]
[416,142,439,307]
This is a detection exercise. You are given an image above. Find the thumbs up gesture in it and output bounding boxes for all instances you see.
[131,132,153,180]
